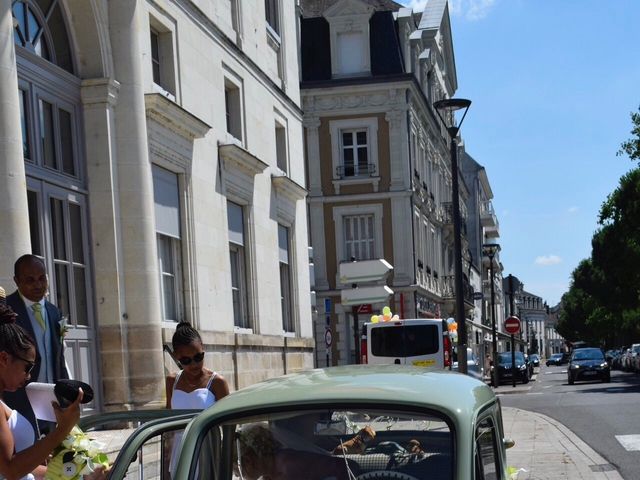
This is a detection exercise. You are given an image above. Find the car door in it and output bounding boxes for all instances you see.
[79,410,200,480]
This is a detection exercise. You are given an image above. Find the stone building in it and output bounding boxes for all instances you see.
[300,0,479,364]
[0,0,313,412]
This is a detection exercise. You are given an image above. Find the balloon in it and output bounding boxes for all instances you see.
[391,314,400,321]
[383,313,392,322]
[447,318,455,324]
[370,315,379,323]
[382,306,392,316]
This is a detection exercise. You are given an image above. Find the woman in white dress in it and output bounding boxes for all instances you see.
[165,322,230,474]
[0,304,82,480]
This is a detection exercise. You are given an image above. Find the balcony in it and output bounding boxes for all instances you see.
[480,201,499,237]
[441,274,475,310]
[441,202,468,236]
[335,163,376,179]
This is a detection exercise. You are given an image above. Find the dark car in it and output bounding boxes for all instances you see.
[568,348,610,384]
[496,351,529,384]
[529,354,540,367]
[546,353,563,366]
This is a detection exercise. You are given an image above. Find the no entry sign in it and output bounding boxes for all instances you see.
[504,316,521,335]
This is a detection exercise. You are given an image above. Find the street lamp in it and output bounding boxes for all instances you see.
[482,243,500,387]
[434,98,471,373]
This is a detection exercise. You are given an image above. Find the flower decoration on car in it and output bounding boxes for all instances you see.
[45,426,109,480]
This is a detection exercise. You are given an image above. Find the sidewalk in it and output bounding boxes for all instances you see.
[502,407,623,479]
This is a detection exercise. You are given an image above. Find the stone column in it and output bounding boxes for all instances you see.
[80,78,131,410]
[385,106,409,191]
[303,116,322,197]
[0,2,31,287]
[109,0,164,407]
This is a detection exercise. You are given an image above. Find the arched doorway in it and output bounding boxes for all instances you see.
[12,0,99,411]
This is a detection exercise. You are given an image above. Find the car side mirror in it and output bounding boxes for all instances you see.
[503,437,516,449]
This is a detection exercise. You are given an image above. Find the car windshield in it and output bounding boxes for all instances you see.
[551,354,562,359]
[571,349,604,361]
[195,408,455,480]
[498,352,524,364]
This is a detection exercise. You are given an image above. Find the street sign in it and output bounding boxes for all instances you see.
[339,259,393,284]
[357,304,373,314]
[324,298,332,314]
[324,328,332,347]
[341,285,394,306]
[473,291,483,300]
[504,316,521,335]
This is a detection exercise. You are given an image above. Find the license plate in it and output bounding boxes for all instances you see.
[583,371,597,376]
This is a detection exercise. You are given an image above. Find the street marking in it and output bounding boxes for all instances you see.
[615,435,640,451]
[605,388,626,393]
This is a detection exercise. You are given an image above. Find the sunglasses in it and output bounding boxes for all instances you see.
[178,351,205,366]
[12,353,36,374]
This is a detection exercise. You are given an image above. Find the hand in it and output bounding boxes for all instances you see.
[52,387,83,433]
[83,465,110,479]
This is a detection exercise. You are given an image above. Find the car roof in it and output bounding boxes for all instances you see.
[196,365,495,422]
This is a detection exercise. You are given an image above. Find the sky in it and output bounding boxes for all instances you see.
[400,0,640,305]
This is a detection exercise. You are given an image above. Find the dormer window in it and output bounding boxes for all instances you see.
[323,0,374,78]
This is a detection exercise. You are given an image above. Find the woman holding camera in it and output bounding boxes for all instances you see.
[0,303,83,480]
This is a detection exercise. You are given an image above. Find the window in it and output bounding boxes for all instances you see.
[19,88,31,160]
[34,95,77,176]
[265,0,279,36]
[149,20,176,95]
[330,118,378,183]
[344,215,375,261]
[324,3,373,77]
[152,165,184,322]
[12,0,73,73]
[278,225,294,333]
[475,417,501,480]
[228,201,250,329]
[224,78,243,141]
[340,130,370,177]
[336,31,367,75]
[275,120,288,173]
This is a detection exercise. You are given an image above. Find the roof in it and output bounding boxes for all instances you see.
[194,365,496,421]
[301,0,403,18]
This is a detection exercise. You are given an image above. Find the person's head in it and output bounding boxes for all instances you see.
[172,321,205,372]
[0,304,36,392]
[234,424,280,480]
[14,254,48,302]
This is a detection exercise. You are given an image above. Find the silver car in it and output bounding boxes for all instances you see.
[453,347,484,381]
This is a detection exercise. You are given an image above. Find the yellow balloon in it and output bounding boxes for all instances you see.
[382,306,392,316]
[370,315,379,323]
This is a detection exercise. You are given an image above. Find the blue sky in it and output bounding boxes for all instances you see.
[400,0,640,305]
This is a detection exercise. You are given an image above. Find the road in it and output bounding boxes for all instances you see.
[498,363,640,480]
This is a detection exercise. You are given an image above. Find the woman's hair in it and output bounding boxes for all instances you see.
[0,304,35,356]
[171,321,202,350]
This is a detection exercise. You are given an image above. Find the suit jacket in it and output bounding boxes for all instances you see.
[4,290,70,431]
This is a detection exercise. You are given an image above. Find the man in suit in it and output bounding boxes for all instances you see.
[4,254,70,433]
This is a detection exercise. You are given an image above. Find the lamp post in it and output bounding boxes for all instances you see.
[482,243,500,387]
[434,98,471,374]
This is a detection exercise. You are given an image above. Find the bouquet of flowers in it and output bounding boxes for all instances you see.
[45,426,109,480]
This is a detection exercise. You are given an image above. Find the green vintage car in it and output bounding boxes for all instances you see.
[80,365,514,479]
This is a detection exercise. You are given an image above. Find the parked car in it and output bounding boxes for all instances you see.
[529,354,540,367]
[453,346,484,381]
[495,351,530,384]
[568,347,610,384]
[546,353,564,366]
[80,366,516,480]
[630,343,640,373]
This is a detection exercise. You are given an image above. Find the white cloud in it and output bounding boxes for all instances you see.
[568,206,579,214]
[403,0,428,11]
[534,255,562,266]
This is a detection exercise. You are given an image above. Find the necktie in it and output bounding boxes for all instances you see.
[32,303,46,330]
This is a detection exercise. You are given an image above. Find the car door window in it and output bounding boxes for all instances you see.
[475,416,501,480]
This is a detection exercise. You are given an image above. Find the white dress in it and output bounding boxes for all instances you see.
[169,371,219,477]
[1,400,36,480]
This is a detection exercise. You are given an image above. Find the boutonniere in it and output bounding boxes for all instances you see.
[59,316,70,344]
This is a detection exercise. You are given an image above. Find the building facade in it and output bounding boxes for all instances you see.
[0,0,313,412]
[300,0,482,364]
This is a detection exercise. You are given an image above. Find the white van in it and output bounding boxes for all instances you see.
[360,318,452,369]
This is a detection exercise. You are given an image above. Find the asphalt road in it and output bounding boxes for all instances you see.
[499,363,640,480]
